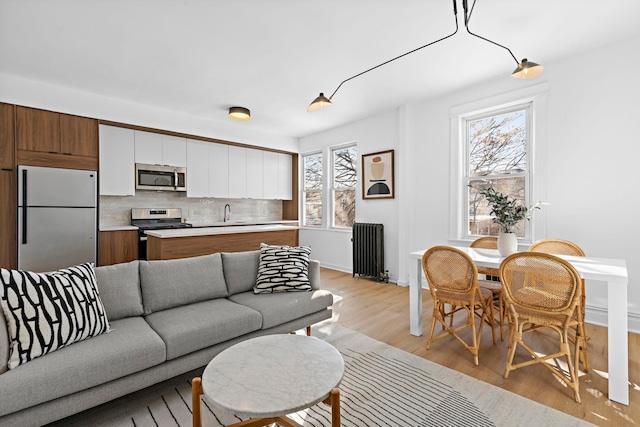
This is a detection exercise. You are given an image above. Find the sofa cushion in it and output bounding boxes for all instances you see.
[144,298,262,360]
[0,316,166,417]
[221,250,260,296]
[95,260,144,320]
[229,290,334,329]
[0,263,111,369]
[139,253,228,314]
[254,244,312,293]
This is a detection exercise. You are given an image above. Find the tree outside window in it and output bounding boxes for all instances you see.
[466,105,530,238]
[332,145,357,228]
[303,152,323,226]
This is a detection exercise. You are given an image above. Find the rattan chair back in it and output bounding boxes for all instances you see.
[470,236,498,249]
[422,246,477,296]
[501,252,581,313]
[528,239,585,256]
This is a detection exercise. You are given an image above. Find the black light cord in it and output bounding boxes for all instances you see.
[327,0,460,101]
[462,0,519,65]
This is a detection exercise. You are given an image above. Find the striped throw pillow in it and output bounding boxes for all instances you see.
[0,263,111,369]
[254,243,312,293]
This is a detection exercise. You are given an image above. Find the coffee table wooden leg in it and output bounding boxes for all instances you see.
[322,388,341,426]
[192,377,203,427]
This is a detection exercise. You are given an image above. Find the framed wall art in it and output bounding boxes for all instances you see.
[362,149,394,199]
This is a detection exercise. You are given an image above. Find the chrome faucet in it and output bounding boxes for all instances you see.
[224,204,231,222]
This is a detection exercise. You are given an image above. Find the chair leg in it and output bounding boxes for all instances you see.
[192,377,203,427]
[426,305,439,350]
[306,325,311,336]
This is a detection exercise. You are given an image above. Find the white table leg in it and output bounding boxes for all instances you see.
[607,278,629,405]
[410,257,423,336]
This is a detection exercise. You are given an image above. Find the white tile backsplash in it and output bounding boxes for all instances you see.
[100,191,283,226]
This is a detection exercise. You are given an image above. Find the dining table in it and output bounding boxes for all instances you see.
[408,245,629,405]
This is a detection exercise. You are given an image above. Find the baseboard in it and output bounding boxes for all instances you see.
[320,263,398,283]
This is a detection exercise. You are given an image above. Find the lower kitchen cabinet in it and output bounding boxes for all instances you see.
[98,230,139,266]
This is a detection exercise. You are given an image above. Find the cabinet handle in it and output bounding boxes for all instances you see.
[1,168,13,171]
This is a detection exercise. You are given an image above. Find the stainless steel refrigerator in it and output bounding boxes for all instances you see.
[18,165,97,272]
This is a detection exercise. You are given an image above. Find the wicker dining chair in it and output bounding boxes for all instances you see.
[500,252,585,403]
[528,239,589,371]
[470,236,505,340]
[421,246,496,366]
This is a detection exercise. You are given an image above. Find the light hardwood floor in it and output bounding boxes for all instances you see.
[319,268,639,426]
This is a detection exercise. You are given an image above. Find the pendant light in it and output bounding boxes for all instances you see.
[307,0,542,112]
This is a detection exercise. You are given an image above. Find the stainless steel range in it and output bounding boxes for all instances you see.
[131,208,192,259]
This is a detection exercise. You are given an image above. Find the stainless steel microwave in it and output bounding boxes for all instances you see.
[135,163,186,191]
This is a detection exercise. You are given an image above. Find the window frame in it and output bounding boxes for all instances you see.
[330,143,358,230]
[449,84,548,245]
[301,151,324,228]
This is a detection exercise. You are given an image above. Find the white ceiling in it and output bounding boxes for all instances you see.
[1,0,640,138]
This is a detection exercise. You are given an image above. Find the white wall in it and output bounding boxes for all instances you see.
[302,34,640,330]
[0,74,298,152]
[299,110,401,280]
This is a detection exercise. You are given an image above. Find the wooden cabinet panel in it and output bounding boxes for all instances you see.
[0,104,17,268]
[98,230,139,266]
[16,106,60,153]
[0,103,15,170]
[147,229,298,261]
[60,114,98,157]
[0,170,17,269]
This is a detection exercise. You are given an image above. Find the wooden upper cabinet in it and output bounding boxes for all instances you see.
[16,106,60,153]
[60,114,98,157]
[0,103,15,170]
[16,106,98,158]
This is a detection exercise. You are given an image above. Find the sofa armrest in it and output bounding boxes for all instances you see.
[309,260,321,290]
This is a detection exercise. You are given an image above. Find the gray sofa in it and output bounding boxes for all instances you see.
[0,250,334,427]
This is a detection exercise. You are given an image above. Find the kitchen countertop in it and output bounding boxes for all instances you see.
[99,225,139,232]
[145,224,299,238]
[186,220,299,227]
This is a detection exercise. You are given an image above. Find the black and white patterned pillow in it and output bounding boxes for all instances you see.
[0,263,111,369]
[254,243,312,294]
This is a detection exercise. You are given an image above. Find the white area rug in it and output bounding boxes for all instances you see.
[50,323,594,427]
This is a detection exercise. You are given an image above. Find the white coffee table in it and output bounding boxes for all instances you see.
[192,334,344,427]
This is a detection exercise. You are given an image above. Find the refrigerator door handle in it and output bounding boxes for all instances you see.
[22,169,27,244]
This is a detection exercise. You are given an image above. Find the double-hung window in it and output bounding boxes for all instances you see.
[302,152,323,227]
[331,144,357,228]
[451,84,548,243]
[466,104,531,238]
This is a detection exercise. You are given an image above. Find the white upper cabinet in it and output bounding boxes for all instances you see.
[134,130,186,167]
[262,151,279,199]
[99,125,135,196]
[278,153,293,200]
[186,139,209,198]
[228,146,247,198]
[246,148,263,199]
[209,143,229,198]
[162,134,187,167]
[134,131,162,165]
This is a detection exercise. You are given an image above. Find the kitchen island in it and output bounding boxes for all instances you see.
[145,224,299,260]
